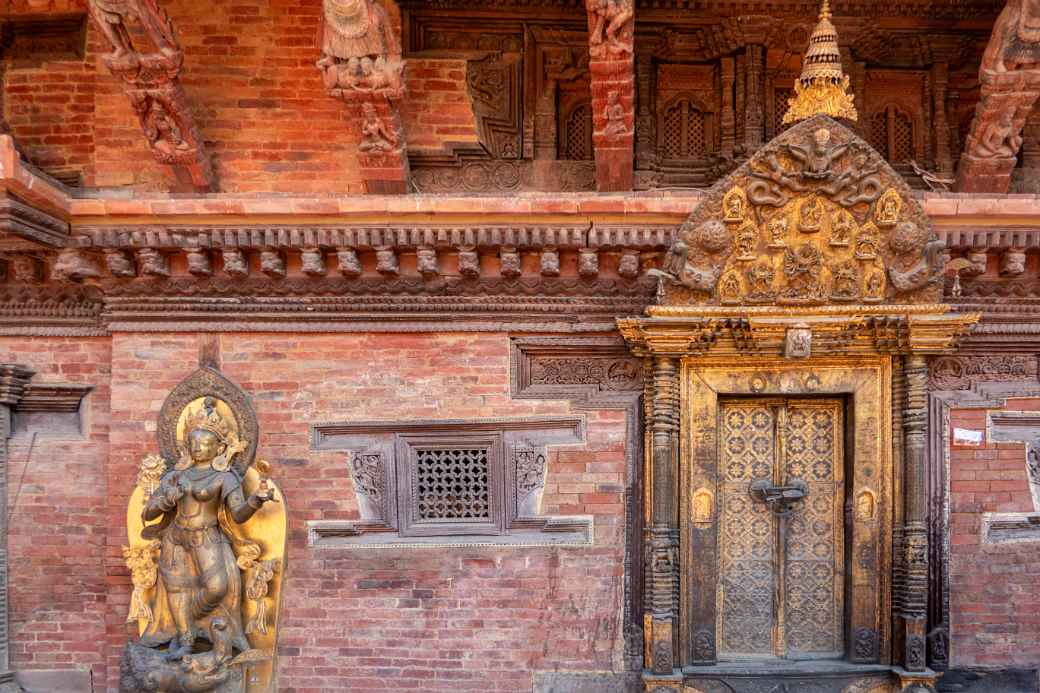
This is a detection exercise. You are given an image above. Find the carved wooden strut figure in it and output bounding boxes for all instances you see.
[317,0,409,192]
[87,0,215,189]
[586,0,634,57]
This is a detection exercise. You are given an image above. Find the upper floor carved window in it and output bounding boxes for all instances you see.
[772,88,794,137]
[662,97,708,159]
[870,105,915,164]
[561,102,593,161]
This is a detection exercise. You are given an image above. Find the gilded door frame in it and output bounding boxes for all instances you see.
[680,355,893,668]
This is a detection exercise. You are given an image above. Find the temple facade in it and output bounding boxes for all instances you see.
[0,0,1039,692]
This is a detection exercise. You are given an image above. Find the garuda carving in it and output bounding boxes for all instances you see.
[88,0,214,190]
[652,115,945,307]
[120,368,286,693]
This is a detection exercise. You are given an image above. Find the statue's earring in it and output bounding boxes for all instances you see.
[211,454,230,472]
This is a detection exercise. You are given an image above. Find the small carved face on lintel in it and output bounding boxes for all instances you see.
[785,326,812,359]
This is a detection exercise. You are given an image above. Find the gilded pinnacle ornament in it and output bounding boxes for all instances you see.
[783,0,858,124]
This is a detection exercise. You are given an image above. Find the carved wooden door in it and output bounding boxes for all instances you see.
[717,398,845,660]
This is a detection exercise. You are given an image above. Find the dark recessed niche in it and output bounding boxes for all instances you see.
[0,14,87,66]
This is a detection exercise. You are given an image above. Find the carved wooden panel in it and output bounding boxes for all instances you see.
[783,400,844,658]
[718,400,777,657]
[716,398,844,659]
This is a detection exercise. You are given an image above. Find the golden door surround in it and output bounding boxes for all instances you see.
[679,355,893,668]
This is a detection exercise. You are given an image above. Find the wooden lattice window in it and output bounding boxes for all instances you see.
[308,417,592,546]
[662,98,707,158]
[892,110,913,163]
[397,433,503,536]
[415,447,492,521]
[869,105,916,164]
[773,88,794,136]
[561,103,593,161]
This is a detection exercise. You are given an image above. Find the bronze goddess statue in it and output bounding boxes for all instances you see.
[121,369,286,693]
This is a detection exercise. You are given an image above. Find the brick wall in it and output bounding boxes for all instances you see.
[101,331,630,692]
[0,336,111,688]
[948,399,1040,668]
[401,59,480,154]
[2,0,96,185]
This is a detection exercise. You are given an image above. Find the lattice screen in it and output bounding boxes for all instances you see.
[870,111,888,155]
[687,106,706,156]
[562,103,593,161]
[664,103,684,158]
[663,99,707,158]
[414,448,491,520]
[892,109,914,163]
[773,88,793,136]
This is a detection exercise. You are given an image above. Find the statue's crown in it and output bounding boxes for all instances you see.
[185,396,232,439]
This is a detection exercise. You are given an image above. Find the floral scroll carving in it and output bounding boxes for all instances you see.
[87,0,214,190]
[651,115,945,307]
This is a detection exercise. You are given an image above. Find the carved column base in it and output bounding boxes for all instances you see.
[646,614,675,675]
[642,675,681,693]
[893,666,942,692]
[590,59,635,192]
[955,152,1018,193]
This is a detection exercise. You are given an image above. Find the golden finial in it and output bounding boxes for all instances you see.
[782,0,858,124]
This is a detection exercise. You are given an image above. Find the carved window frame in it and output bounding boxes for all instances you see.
[308,416,591,547]
[657,92,715,161]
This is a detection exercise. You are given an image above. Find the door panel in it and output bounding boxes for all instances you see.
[716,399,845,660]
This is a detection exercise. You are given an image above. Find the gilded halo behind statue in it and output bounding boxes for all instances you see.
[120,367,287,693]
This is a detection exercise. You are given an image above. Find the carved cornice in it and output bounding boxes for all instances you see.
[0,364,34,407]
[0,193,70,249]
[402,0,1001,20]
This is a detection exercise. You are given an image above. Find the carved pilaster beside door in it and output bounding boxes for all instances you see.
[0,364,34,689]
[899,355,930,672]
[646,356,679,674]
